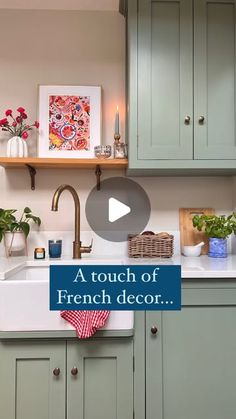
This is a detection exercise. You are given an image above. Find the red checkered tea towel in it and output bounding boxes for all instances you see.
[60,310,110,338]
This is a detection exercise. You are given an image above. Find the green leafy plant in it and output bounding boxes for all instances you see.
[192,213,236,239]
[0,207,41,242]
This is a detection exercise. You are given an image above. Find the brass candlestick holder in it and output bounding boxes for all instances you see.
[113,134,127,159]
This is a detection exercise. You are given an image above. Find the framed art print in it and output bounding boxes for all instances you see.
[38,85,101,158]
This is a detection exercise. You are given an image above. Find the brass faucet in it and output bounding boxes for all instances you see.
[51,184,92,259]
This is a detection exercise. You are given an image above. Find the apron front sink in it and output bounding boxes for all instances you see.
[0,262,134,333]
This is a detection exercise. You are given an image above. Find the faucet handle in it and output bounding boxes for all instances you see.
[80,239,93,254]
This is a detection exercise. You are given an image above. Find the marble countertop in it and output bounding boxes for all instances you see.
[1,254,236,279]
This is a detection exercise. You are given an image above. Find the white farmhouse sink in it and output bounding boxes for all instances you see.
[0,261,134,332]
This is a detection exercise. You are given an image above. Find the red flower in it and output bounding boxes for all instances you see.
[0,118,8,126]
[16,116,22,123]
[5,109,12,117]
[21,113,27,119]
[22,131,28,140]
[34,121,40,128]
[12,121,17,127]
[17,107,25,114]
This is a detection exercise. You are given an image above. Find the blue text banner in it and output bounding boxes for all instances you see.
[50,265,181,311]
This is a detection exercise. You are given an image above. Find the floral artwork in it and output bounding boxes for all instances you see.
[49,95,90,151]
[38,86,101,158]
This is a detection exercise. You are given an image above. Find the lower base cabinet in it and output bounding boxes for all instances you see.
[4,282,234,419]
[145,284,236,419]
[0,338,133,419]
[67,340,133,419]
[0,341,66,419]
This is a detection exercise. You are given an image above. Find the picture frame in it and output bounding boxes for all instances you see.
[38,85,101,158]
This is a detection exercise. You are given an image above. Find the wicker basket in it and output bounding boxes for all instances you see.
[128,234,174,258]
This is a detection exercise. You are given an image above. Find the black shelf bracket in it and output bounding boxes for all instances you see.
[95,165,102,190]
[26,164,36,190]
[24,164,102,191]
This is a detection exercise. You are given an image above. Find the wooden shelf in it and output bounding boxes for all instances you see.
[0,157,128,191]
[0,157,128,169]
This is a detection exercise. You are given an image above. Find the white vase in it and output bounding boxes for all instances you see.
[4,231,26,253]
[7,136,28,158]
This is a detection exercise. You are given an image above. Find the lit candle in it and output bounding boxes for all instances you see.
[115,105,119,135]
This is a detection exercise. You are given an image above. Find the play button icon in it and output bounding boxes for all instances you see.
[109,198,131,222]
[85,177,151,242]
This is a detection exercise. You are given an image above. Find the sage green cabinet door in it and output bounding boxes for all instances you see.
[146,291,236,419]
[194,0,236,159]
[0,341,66,419]
[137,0,193,160]
[67,339,133,419]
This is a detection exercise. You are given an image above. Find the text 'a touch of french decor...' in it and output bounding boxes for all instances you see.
[50,265,181,311]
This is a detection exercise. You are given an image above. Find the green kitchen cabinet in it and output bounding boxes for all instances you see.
[127,0,236,173]
[0,338,133,419]
[134,0,193,161]
[0,341,66,419]
[67,339,133,419]
[136,281,236,419]
[194,0,236,160]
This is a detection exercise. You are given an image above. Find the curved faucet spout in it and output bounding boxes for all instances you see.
[51,184,81,258]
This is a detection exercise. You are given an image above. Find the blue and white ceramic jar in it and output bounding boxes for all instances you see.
[208,237,227,258]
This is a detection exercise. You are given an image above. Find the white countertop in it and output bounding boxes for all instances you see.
[1,255,236,279]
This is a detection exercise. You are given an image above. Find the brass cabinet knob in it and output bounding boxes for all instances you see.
[151,326,158,335]
[198,115,205,124]
[53,367,60,376]
[184,115,191,124]
[71,366,78,376]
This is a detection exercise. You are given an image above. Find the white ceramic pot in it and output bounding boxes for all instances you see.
[4,231,26,252]
[7,136,28,158]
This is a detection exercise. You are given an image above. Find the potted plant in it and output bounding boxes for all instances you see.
[0,207,41,256]
[192,213,236,258]
[0,107,39,157]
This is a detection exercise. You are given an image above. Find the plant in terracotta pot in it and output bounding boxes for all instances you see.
[0,207,41,256]
[192,213,236,258]
[0,107,39,157]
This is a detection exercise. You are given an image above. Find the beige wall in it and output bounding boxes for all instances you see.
[0,9,126,152]
[0,9,234,234]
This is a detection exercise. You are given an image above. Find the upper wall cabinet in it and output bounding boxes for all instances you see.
[137,0,193,161]
[194,0,236,160]
[127,0,236,174]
